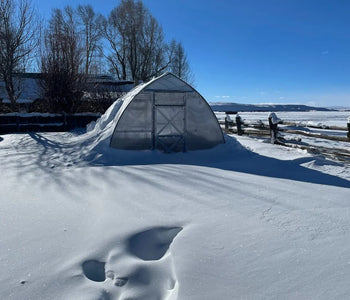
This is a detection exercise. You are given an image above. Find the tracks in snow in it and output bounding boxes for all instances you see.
[73,226,182,300]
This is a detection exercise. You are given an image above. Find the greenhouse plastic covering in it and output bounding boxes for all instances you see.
[110,73,224,152]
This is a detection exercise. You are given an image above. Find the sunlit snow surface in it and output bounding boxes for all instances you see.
[1,110,350,300]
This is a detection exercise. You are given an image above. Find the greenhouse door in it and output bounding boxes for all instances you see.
[155,105,186,152]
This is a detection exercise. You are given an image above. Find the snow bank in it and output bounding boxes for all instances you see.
[1,130,350,299]
[79,83,147,158]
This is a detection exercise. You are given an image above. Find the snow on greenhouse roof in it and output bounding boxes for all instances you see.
[143,73,193,92]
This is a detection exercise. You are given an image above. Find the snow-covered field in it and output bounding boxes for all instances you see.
[1,107,350,300]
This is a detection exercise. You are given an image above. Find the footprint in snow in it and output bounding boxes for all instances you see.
[80,226,182,300]
[82,260,106,282]
[127,226,183,261]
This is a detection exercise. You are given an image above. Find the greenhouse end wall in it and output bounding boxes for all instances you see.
[110,73,224,152]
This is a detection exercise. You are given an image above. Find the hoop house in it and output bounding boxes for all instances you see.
[110,73,224,152]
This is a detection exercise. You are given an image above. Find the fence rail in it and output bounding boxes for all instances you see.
[220,119,350,141]
[221,113,350,162]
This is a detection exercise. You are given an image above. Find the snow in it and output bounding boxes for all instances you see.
[268,112,282,125]
[1,108,350,299]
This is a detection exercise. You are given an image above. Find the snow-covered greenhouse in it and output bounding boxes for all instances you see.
[110,73,225,152]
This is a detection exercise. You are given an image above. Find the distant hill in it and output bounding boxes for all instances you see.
[210,102,332,112]
[326,106,350,111]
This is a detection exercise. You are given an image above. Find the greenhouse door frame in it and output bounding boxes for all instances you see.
[152,92,187,152]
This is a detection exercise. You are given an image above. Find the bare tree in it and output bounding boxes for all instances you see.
[168,40,194,84]
[40,6,85,113]
[103,0,169,83]
[138,13,167,81]
[102,7,128,80]
[0,0,38,110]
[77,4,103,75]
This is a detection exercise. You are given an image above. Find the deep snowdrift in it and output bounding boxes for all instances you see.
[1,102,350,299]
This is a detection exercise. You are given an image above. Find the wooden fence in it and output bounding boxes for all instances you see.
[0,113,100,134]
[221,113,350,162]
[222,119,350,142]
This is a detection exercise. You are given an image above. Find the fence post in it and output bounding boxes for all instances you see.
[347,116,350,139]
[224,113,232,132]
[268,112,282,144]
[236,114,243,136]
[224,111,235,133]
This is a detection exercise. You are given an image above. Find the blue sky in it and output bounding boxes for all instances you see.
[32,0,350,107]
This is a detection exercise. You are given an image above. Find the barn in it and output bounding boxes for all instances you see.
[110,73,225,152]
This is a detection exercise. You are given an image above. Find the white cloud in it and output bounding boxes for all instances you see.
[214,95,230,99]
[321,50,329,55]
[306,101,318,107]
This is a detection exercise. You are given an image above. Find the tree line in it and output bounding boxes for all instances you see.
[0,0,193,112]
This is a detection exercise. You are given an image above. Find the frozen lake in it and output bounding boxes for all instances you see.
[215,111,350,127]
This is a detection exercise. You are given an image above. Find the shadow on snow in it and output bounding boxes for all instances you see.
[84,134,350,189]
[8,132,350,189]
